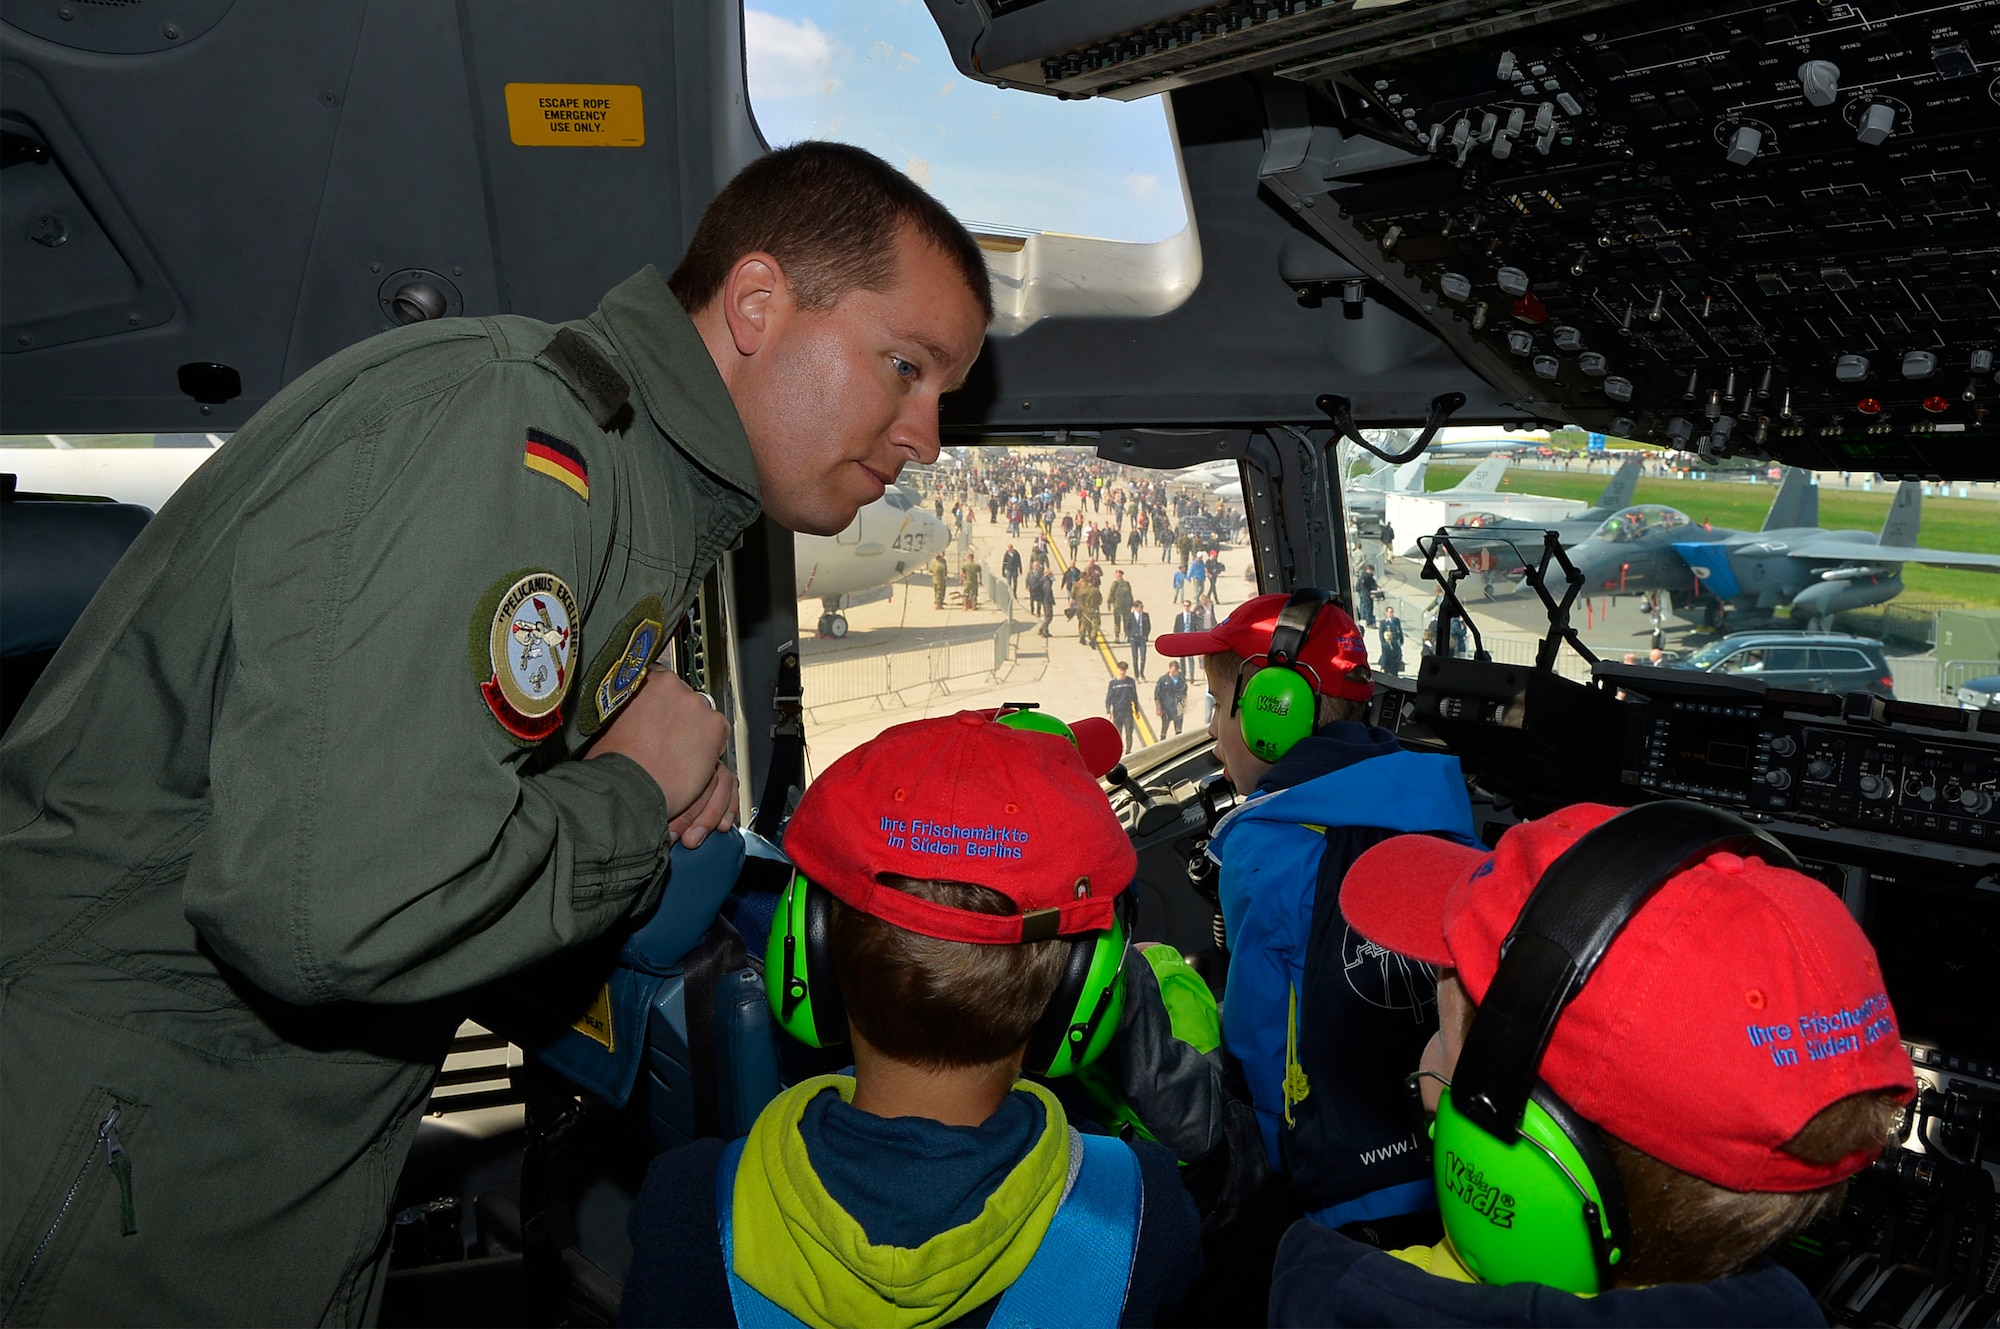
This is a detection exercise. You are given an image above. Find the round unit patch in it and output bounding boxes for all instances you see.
[489,572,580,719]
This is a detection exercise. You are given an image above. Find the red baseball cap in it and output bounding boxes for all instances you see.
[1154,591,1374,702]
[1340,803,1914,1191]
[784,711,1136,946]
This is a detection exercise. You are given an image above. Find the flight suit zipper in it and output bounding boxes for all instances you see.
[3,1104,135,1326]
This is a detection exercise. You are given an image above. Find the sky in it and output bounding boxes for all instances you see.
[744,0,1189,244]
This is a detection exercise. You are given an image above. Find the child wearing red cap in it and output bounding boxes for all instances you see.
[1087,591,1475,1311]
[1270,801,1914,1326]
[619,712,1200,1329]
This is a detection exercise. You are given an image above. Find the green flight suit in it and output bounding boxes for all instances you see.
[961,558,981,610]
[0,268,759,1325]
[1077,584,1103,648]
[1105,578,1133,643]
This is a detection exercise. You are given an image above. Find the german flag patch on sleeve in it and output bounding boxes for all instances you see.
[524,427,590,502]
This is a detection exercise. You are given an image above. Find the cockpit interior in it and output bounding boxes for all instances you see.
[3,1,1997,1325]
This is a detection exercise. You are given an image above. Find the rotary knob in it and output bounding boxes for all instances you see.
[1857,773,1888,799]
[1770,735,1796,757]
[1764,769,1792,791]
[1806,757,1835,781]
[1961,788,1994,816]
[1916,783,1937,805]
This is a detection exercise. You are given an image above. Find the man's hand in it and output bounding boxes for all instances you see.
[589,671,737,848]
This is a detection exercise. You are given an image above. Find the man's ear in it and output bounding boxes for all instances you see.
[719,252,790,357]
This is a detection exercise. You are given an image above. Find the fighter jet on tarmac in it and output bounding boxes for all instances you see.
[1565,473,2000,629]
[1446,458,1644,550]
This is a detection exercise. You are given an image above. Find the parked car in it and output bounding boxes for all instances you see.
[1671,632,1897,698]
[1956,674,2000,711]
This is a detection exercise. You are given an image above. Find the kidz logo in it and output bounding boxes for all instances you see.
[1253,693,1292,716]
[1442,1151,1516,1228]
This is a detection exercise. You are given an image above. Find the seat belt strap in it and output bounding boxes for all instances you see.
[988,1133,1143,1329]
[717,1137,809,1329]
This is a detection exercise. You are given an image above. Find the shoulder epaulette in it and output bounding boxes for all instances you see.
[540,328,632,431]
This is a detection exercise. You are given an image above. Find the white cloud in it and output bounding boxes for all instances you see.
[1122,172,1162,198]
[745,9,841,101]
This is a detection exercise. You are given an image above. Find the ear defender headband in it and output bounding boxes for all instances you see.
[1430,802,1801,1294]
[764,708,1130,1077]
[1236,589,1333,763]
[764,871,1129,1077]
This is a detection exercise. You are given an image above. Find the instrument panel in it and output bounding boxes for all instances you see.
[1635,692,2000,849]
[931,0,2000,476]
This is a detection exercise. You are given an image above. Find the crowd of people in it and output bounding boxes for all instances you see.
[908,456,1245,674]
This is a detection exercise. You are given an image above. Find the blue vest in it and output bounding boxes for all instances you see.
[715,1132,1142,1329]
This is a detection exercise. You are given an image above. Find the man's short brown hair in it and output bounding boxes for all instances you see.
[831,876,1066,1069]
[669,141,994,322]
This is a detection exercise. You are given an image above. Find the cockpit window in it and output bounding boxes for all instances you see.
[743,0,1186,244]
[796,444,1248,767]
[1592,505,1691,543]
[742,1,1201,334]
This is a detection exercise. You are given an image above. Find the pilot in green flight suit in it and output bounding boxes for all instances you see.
[0,269,752,1328]
[0,143,990,1326]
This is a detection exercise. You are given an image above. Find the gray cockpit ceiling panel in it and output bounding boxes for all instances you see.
[1,0,1495,441]
[945,74,1512,435]
[0,1,758,434]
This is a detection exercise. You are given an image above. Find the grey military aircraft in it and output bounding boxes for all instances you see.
[1564,473,2000,629]
[1443,457,1644,551]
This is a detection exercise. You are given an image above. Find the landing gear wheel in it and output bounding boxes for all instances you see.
[827,614,849,639]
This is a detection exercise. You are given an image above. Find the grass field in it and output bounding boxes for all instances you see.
[1421,464,2000,612]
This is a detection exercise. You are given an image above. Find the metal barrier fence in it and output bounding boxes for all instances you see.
[1811,656,1998,705]
[800,568,1014,713]
[1942,658,2000,698]
[1458,632,1599,685]
[1835,599,1965,648]
[802,652,895,708]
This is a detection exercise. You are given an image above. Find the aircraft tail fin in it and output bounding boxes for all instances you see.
[1590,459,1642,514]
[1451,457,1509,492]
[1879,480,1922,548]
[1761,467,1818,531]
[1393,460,1429,492]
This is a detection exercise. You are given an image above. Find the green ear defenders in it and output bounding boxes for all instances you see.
[1430,801,1800,1293]
[764,871,1130,1078]
[1236,589,1334,764]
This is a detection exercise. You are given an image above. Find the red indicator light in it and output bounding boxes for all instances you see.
[1922,395,1949,413]
[1856,397,1883,415]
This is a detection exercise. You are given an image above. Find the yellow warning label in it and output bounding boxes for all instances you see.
[504,83,645,148]
[573,982,616,1051]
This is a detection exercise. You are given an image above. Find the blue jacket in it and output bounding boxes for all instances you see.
[1208,725,1476,1223]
